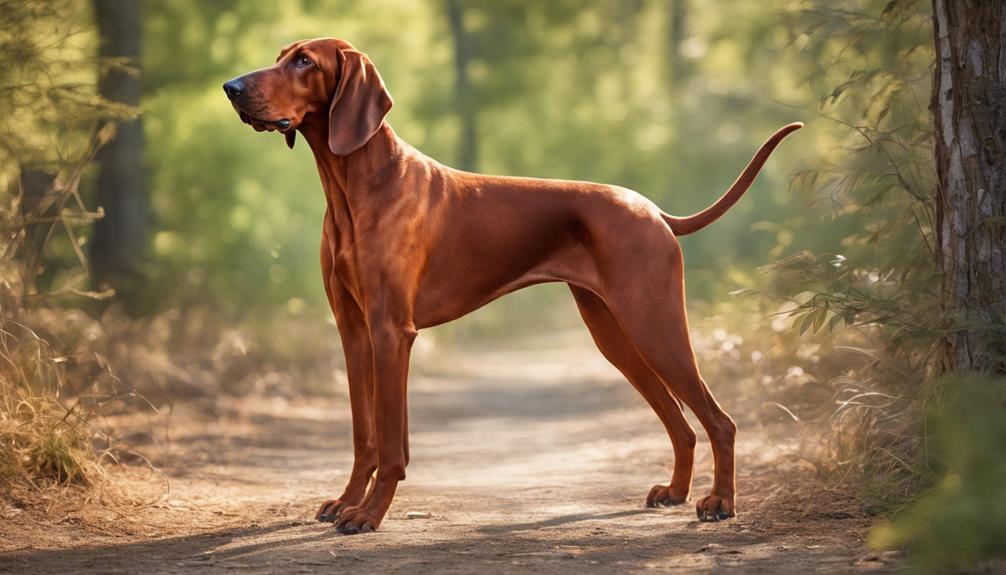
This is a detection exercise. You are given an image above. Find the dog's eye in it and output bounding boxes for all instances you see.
[295,55,313,69]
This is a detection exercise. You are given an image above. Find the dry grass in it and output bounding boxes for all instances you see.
[1,146,112,494]
[682,294,937,517]
[0,296,348,496]
[0,312,105,490]
[806,347,936,513]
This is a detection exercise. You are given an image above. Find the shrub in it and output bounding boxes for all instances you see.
[869,375,1006,572]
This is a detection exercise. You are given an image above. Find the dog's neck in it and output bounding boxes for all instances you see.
[298,118,406,220]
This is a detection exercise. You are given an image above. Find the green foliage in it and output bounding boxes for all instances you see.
[870,375,1006,572]
[766,0,941,426]
[770,0,936,354]
[0,0,127,298]
[769,248,942,360]
[0,0,121,165]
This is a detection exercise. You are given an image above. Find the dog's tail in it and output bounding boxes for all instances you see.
[662,122,803,237]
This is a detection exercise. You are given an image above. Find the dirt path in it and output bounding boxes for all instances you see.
[1,334,900,573]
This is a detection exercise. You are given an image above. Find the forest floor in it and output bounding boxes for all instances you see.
[0,332,903,574]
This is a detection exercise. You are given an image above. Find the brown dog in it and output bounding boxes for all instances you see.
[224,38,801,534]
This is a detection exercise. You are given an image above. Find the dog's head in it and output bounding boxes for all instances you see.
[223,38,393,154]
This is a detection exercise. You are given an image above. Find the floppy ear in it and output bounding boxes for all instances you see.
[328,50,393,156]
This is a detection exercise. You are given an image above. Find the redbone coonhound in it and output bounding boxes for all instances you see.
[224,38,801,535]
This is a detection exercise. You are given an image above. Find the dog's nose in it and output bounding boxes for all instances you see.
[223,79,244,101]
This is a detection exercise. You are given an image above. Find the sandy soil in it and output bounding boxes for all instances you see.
[0,334,902,573]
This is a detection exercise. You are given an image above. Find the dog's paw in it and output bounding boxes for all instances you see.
[316,499,353,523]
[646,484,689,508]
[695,494,735,522]
[334,506,381,535]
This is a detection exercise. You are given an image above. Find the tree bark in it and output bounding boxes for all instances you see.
[932,0,1006,374]
[91,0,148,295]
[446,0,478,172]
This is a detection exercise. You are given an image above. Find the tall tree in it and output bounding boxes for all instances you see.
[665,0,688,85]
[932,0,1006,374]
[446,0,478,172]
[91,0,148,296]
[664,0,690,197]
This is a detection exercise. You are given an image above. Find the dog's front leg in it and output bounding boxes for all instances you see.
[335,314,416,535]
[316,229,379,522]
[315,305,378,522]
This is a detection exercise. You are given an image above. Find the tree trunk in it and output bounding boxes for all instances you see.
[446,0,478,172]
[932,0,1006,374]
[665,0,688,86]
[665,0,690,197]
[18,168,57,294]
[91,0,148,296]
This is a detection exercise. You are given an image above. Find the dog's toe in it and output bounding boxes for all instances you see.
[646,484,688,508]
[333,506,379,535]
[337,523,360,535]
[316,499,351,523]
[695,495,735,522]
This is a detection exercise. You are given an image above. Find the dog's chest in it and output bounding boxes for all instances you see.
[327,220,357,270]
[322,203,364,287]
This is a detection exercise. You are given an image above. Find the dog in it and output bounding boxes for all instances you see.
[224,37,801,534]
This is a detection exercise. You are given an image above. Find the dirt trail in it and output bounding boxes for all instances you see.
[1,333,900,573]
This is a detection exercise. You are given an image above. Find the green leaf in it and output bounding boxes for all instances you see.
[798,312,816,335]
[828,311,845,332]
[812,307,828,333]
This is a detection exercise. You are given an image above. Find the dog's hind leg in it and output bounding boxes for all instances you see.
[570,285,696,507]
[596,235,738,522]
